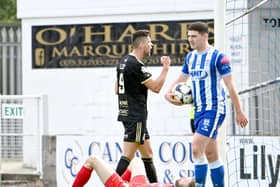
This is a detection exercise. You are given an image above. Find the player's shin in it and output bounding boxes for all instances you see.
[72,166,93,187]
[209,160,224,187]
[194,157,208,187]
[116,156,131,176]
[142,157,158,183]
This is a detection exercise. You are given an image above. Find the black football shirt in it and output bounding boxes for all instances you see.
[116,54,152,121]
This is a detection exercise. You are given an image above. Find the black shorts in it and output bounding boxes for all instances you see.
[122,120,150,144]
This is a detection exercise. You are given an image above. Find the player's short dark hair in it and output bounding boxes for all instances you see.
[188,22,208,34]
[131,30,150,48]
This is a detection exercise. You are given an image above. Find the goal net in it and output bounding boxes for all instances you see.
[224,0,280,186]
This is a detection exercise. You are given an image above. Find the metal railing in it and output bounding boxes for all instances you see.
[0,23,22,95]
[227,77,280,136]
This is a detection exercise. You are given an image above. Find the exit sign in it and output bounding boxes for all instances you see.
[1,104,24,119]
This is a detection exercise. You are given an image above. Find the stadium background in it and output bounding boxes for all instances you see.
[0,0,279,186]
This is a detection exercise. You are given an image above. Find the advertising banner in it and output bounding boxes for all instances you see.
[32,20,214,68]
[227,136,280,187]
[57,135,280,186]
[57,135,195,186]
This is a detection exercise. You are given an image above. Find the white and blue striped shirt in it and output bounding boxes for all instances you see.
[182,46,232,114]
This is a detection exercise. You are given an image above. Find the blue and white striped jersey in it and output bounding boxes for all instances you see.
[182,46,232,114]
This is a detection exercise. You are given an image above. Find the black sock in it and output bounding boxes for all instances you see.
[116,156,130,176]
[142,157,158,183]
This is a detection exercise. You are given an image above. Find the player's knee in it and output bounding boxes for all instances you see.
[192,146,203,158]
[85,155,97,169]
[141,152,153,158]
[193,156,207,165]
[205,150,219,162]
[139,148,153,158]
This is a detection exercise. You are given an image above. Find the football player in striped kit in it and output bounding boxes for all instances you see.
[165,22,248,187]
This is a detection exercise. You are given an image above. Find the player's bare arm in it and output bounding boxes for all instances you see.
[144,56,170,93]
[165,74,189,105]
[223,74,248,128]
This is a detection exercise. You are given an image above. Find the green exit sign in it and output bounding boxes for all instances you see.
[1,104,24,119]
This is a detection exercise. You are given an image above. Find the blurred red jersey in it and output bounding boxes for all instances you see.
[105,173,174,187]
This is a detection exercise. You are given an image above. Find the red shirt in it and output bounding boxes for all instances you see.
[105,173,174,187]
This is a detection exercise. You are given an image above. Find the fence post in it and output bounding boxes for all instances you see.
[254,92,259,135]
[16,28,22,94]
[9,28,15,95]
[1,28,8,95]
[0,24,22,95]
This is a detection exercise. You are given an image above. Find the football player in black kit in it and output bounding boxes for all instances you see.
[115,30,171,183]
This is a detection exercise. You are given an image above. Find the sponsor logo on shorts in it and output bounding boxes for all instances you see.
[201,118,210,132]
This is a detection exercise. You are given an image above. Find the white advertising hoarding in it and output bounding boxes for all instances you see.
[227,136,280,186]
[57,135,280,187]
[57,135,195,186]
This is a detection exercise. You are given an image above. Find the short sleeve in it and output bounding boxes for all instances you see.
[216,53,232,76]
[182,53,191,75]
[133,63,152,84]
